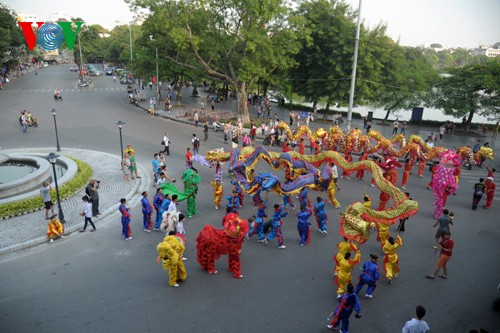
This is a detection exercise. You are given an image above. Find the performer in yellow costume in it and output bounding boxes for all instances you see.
[47,215,65,243]
[335,249,361,296]
[328,177,341,208]
[376,222,390,247]
[333,237,358,273]
[382,235,402,284]
[211,179,223,210]
[156,235,187,287]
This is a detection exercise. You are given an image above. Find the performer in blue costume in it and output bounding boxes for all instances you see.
[314,196,328,235]
[299,187,309,209]
[226,190,241,213]
[327,284,362,331]
[156,194,171,230]
[141,191,153,232]
[247,215,265,242]
[297,206,312,246]
[265,204,288,249]
[354,254,380,298]
[282,193,296,210]
[153,188,164,231]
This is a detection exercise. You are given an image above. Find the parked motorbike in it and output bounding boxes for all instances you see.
[212,121,224,132]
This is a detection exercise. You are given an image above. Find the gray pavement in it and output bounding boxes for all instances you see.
[0,64,499,333]
[0,148,150,254]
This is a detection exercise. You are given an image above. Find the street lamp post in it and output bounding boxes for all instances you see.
[149,35,159,102]
[47,152,65,224]
[51,108,61,151]
[346,0,362,131]
[116,121,125,160]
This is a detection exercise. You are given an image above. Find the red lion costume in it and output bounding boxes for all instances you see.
[196,213,249,278]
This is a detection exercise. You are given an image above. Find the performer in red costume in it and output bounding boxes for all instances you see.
[355,152,369,181]
[484,177,496,209]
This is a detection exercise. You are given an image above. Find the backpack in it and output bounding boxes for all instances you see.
[19,116,23,125]
[193,138,200,148]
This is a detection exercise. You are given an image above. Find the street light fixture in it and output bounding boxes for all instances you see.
[116,120,125,161]
[47,152,65,224]
[149,35,159,102]
[51,108,61,151]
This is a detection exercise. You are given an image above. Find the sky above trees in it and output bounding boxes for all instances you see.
[6,0,500,48]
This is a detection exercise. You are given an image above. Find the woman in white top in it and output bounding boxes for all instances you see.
[122,152,131,182]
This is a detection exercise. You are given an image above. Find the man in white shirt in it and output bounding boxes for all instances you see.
[163,132,170,156]
[392,119,400,135]
[402,305,430,333]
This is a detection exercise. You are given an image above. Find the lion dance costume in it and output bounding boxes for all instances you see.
[156,235,187,287]
[196,213,249,278]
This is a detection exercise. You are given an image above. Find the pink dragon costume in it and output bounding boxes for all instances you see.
[431,150,460,220]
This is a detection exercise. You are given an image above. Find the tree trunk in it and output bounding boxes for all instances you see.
[322,102,331,120]
[466,109,475,132]
[382,109,391,124]
[237,82,250,124]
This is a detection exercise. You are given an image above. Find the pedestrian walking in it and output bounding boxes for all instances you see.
[40,181,55,220]
[326,283,362,331]
[354,254,380,298]
[162,132,170,156]
[185,148,193,168]
[472,178,486,210]
[85,179,100,217]
[211,98,215,111]
[392,119,399,135]
[203,121,209,141]
[194,111,199,127]
[401,121,407,135]
[122,152,131,182]
[433,209,452,246]
[119,198,132,240]
[192,134,200,155]
[79,195,96,232]
[402,305,430,333]
[426,231,454,280]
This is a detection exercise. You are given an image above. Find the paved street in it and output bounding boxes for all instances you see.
[0,64,499,332]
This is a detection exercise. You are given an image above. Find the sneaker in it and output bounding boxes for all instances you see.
[144,229,151,233]
[126,237,133,240]
[79,229,86,232]
[278,245,286,249]
[334,206,340,209]
[215,206,218,210]
[323,230,328,235]
[50,239,54,243]
[365,294,373,298]
[208,270,218,275]
[327,324,333,329]
[402,186,406,189]
[172,283,179,287]
[345,177,350,179]
[300,243,304,246]
[371,183,375,187]
[153,228,160,231]
[182,257,187,261]
[292,205,296,210]
[257,239,265,243]
[90,229,96,232]
[432,245,438,249]
[60,235,65,238]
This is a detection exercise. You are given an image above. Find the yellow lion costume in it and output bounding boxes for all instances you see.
[156,235,187,287]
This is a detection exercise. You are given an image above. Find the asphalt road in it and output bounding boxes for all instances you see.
[0,64,499,333]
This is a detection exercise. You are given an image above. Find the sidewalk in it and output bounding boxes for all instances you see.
[134,86,494,151]
[0,148,151,254]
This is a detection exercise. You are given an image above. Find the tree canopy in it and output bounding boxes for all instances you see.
[0,5,25,67]
[427,60,500,130]
[127,0,306,123]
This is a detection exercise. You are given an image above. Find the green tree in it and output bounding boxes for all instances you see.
[73,24,107,65]
[128,0,305,123]
[290,0,401,118]
[370,46,438,121]
[428,60,500,131]
[0,5,24,67]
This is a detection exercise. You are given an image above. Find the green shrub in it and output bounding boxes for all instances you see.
[0,157,93,219]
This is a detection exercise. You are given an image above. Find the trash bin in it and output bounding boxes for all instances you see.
[411,107,424,122]
[367,111,373,121]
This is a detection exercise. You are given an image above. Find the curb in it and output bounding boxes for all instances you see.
[0,149,151,255]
